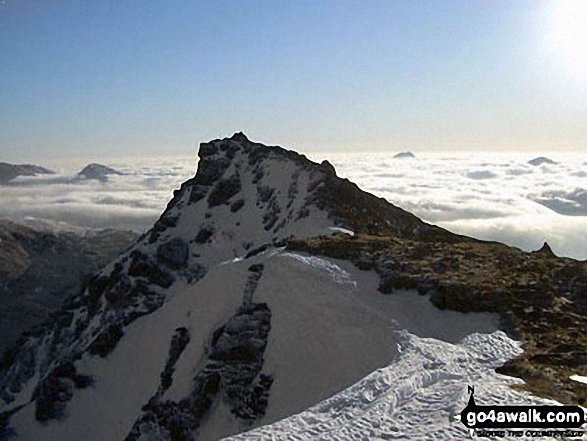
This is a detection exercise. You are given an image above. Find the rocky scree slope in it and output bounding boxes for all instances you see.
[0,133,513,440]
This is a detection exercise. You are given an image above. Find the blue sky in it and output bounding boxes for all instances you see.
[1,0,586,161]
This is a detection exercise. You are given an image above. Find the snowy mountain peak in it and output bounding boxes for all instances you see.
[0,135,362,438]
[2,135,566,441]
[148,133,448,257]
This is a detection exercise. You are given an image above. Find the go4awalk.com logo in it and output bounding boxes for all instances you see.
[458,386,586,438]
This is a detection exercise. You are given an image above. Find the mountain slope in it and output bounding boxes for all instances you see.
[0,221,139,353]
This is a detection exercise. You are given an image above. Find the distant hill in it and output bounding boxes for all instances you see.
[78,163,123,181]
[528,156,557,166]
[0,162,54,184]
[393,151,416,159]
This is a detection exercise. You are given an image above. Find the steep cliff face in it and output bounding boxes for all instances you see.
[2,134,579,441]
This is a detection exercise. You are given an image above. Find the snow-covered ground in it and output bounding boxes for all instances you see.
[226,330,559,440]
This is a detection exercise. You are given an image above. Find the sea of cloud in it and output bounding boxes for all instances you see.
[318,151,587,260]
[0,151,585,260]
[0,156,196,232]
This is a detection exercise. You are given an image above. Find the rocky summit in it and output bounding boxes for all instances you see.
[0,133,585,440]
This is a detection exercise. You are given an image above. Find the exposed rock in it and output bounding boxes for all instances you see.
[192,156,231,187]
[158,327,190,394]
[88,323,124,357]
[256,185,274,204]
[194,227,214,244]
[534,242,556,258]
[149,214,179,243]
[230,199,245,213]
[207,173,242,208]
[34,363,93,422]
[157,238,190,269]
[128,251,175,288]
[320,160,337,178]
[262,198,281,231]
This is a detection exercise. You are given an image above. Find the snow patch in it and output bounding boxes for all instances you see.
[570,374,587,385]
[226,331,559,440]
[280,252,356,286]
[328,226,355,236]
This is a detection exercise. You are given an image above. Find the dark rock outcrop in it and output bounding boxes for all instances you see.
[128,251,175,288]
[157,238,190,269]
[207,173,242,208]
[534,242,556,258]
[88,323,124,358]
[158,327,190,394]
[34,363,93,422]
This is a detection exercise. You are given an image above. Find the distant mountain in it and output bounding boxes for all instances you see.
[0,221,139,353]
[0,133,584,440]
[78,163,123,181]
[0,163,54,184]
[393,151,415,159]
[528,156,557,166]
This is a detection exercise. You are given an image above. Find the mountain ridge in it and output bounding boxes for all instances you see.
[0,163,54,184]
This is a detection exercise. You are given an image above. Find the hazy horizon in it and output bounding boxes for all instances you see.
[2,136,585,166]
[2,1,587,161]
